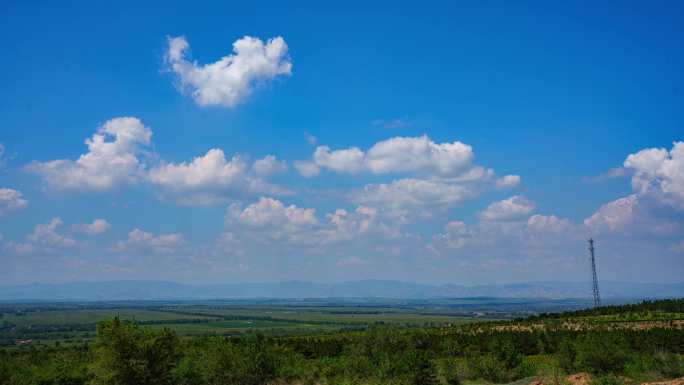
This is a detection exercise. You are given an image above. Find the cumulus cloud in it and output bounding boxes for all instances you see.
[293,160,321,177]
[148,149,289,205]
[27,218,76,248]
[584,195,639,233]
[314,206,401,243]
[73,219,111,235]
[224,197,404,248]
[165,35,292,107]
[116,228,184,254]
[148,149,246,204]
[252,155,287,176]
[624,141,684,209]
[23,117,288,205]
[227,197,317,228]
[225,197,318,244]
[26,117,152,191]
[495,174,521,189]
[430,210,580,268]
[296,135,473,177]
[432,220,471,249]
[527,214,574,234]
[295,135,506,220]
[353,178,474,219]
[0,188,28,216]
[478,195,535,221]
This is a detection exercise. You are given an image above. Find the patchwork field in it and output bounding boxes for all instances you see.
[0,300,503,345]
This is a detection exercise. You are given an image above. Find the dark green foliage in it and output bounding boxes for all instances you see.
[574,333,629,374]
[89,317,180,385]
[556,337,576,372]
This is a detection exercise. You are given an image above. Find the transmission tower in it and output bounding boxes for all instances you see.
[588,238,601,307]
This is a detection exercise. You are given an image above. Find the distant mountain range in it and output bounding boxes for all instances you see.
[0,280,682,301]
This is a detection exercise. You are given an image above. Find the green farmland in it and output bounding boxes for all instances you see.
[0,300,498,345]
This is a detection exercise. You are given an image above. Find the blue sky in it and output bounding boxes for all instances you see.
[0,1,682,285]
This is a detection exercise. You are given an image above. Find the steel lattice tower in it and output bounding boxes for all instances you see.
[588,238,601,307]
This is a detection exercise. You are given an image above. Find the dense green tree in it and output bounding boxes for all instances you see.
[89,317,180,385]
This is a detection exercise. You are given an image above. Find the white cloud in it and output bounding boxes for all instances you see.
[584,194,638,233]
[252,155,287,176]
[26,117,152,191]
[354,178,474,215]
[478,195,535,221]
[313,145,366,174]
[495,174,521,189]
[165,35,292,107]
[74,219,111,235]
[116,228,184,254]
[624,141,684,209]
[0,188,28,216]
[225,197,319,244]
[432,220,471,249]
[223,198,404,248]
[27,218,75,248]
[227,197,317,228]
[527,214,574,234]
[315,206,398,243]
[148,149,289,205]
[148,148,246,204]
[295,135,499,220]
[297,135,474,176]
[293,160,320,177]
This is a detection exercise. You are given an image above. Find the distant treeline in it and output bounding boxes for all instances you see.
[528,298,684,321]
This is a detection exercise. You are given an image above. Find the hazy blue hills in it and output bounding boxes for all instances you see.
[0,280,682,301]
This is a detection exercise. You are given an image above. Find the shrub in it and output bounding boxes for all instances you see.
[574,333,629,374]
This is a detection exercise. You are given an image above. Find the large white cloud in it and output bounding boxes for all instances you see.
[296,135,473,177]
[148,149,289,205]
[165,35,292,107]
[353,178,474,219]
[584,195,639,233]
[225,197,318,244]
[297,135,506,221]
[0,188,28,216]
[224,197,404,248]
[251,155,287,176]
[495,174,521,189]
[148,149,246,204]
[26,117,152,191]
[227,197,317,228]
[582,142,684,236]
[624,141,684,209]
[24,117,288,205]
[478,195,535,221]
